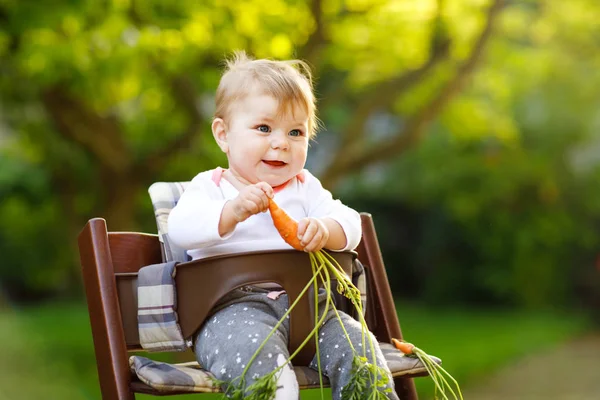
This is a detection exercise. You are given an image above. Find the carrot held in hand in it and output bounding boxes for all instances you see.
[268,198,303,251]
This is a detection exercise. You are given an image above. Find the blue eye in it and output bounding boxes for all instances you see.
[289,129,303,137]
[257,125,270,133]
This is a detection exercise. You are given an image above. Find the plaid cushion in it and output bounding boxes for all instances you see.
[130,343,441,393]
[148,182,191,263]
[137,261,189,352]
[130,356,219,393]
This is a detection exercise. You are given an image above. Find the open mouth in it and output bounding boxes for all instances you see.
[263,160,287,167]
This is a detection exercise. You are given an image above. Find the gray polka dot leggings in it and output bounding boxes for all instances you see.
[194,287,399,400]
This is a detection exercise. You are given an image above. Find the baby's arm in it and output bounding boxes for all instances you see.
[168,174,274,249]
[301,171,362,252]
[321,218,351,250]
[168,176,231,250]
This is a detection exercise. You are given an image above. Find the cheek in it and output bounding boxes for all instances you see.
[233,139,269,163]
[294,143,308,161]
[230,133,261,151]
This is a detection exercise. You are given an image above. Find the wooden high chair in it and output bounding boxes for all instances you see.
[78,201,430,399]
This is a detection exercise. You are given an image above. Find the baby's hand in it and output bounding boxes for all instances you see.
[231,182,274,222]
[297,218,330,252]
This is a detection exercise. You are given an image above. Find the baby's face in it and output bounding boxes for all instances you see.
[223,94,309,187]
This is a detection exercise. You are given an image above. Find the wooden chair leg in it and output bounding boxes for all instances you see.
[395,377,419,400]
[358,214,420,399]
[79,219,136,400]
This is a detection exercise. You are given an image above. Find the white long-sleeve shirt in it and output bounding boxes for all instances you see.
[168,168,362,260]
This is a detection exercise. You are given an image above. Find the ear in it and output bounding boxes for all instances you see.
[212,118,229,153]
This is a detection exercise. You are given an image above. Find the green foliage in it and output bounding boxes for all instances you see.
[1,0,600,305]
[348,120,600,308]
[0,155,75,299]
[339,0,600,309]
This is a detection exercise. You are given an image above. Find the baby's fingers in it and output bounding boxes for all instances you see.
[247,189,269,213]
[297,218,310,239]
[303,227,326,252]
[299,219,318,247]
[255,182,274,199]
[241,198,261,216]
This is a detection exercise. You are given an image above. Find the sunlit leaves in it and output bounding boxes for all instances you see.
[329,0,439,86]
[445,0,491,58]
[1,0,600,302]
[442,97,518,143]
[269,34,294,58]
[181,12,213,47]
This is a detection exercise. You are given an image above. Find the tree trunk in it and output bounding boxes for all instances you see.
[101,171,143,232]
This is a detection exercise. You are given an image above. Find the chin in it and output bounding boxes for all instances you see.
[267,179,288,187]
[262,176,291,187]
[258,168,299,187]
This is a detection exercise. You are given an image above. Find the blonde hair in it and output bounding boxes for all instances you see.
[215,51,318,138]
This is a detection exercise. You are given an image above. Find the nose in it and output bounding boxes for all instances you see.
[270,131,289,151]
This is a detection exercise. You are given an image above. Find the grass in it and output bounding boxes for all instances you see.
[395,302,590,398]
[0,301,589,400]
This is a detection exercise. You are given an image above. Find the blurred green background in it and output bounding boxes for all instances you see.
[1,0,599,399]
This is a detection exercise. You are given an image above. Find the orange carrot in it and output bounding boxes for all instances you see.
[392,338,415,355]
[268,198,304,251]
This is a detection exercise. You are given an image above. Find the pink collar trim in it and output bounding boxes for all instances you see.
[211,167,305,193]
